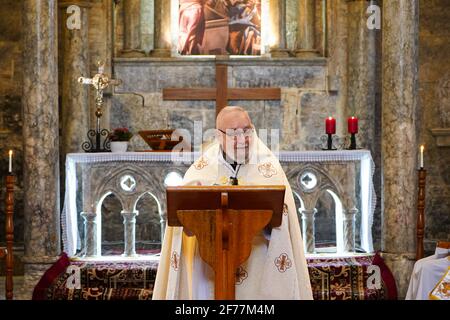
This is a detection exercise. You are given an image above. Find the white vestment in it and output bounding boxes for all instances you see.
[153,134,313,300]
[406,247,450,300]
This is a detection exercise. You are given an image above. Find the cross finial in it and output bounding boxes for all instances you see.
[78,61,122,110]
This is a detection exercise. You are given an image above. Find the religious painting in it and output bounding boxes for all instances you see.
[178,0,261,56]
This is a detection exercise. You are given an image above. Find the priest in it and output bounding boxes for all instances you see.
[153,106,313,300]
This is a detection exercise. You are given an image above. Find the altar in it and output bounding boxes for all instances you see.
[30,149,388,300]
[62,150,376,259]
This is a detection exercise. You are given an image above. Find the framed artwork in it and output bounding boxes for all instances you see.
[178,0,261,55]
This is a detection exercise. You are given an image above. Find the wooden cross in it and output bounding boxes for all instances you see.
[162,63,281,116]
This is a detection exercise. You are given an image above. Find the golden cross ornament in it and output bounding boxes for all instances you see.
[78,61,122,152]
[78,61,122,112]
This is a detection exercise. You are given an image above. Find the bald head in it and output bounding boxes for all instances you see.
[216,106,252,130]
[216,106,254,164]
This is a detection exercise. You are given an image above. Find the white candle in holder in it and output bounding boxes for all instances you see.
[420,145,424,168]
[8,150,13,173]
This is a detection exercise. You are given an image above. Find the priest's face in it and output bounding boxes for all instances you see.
[217,111,254,164]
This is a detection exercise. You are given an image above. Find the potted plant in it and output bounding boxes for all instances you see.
[109,127,133,153]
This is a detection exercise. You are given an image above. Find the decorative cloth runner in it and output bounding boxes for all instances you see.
[307,252,397,300]
[34,252,395,300]
[33,253,159,300]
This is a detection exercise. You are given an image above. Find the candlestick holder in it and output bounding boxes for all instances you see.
[325,134,336,150]
[319,134,343,150]
[346,133,358,150]
[416,168,426,260]
[81,116,111,153]
[3,174,14,299]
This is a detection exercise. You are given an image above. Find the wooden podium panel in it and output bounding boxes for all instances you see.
[167,185,285,228]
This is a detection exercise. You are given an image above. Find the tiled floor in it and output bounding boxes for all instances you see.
[0,276,24,300]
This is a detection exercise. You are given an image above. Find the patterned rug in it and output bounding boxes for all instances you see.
[33,253,158,300]
[307,253,397,300]
[33,252,396,300]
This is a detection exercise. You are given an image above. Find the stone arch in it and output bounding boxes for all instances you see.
[91,164,167,213]
[315,188,345,253]
[286,164,348,254]
[83,163,169,256]
[97,191,124,255]
[287,164,346,210]
[292,189,305,224]
[133,190,164,252]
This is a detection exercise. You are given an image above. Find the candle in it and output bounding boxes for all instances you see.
[348,116,358,134]
[420,145,424,168]
[8,150,12,173]
[325,117,336,134]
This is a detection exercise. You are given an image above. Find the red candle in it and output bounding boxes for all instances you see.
[348,116,358,134]
[325,117,336,134]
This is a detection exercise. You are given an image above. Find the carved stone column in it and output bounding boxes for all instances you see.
[382,0,419,298]
[300,208,317,253]
[346,0,376,152]
[151,0,171,57]
[343,207,358,252]
[122,210,139,256]
[296,0,319,57]
[160,203,167,243]
[59,1,91,156]
[122,0,145,57]
[81,212,98,257]
[269,0,289,57]
[21,0,60,299]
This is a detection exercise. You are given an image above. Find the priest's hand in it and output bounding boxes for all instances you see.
[263,224,272,240]
[183,227,195,237]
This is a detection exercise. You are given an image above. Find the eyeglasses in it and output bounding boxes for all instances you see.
[218,127,254,138]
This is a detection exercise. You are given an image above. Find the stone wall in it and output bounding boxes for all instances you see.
[112,58,336,151]
[0,0,24,270]
[418,0,450,253]
[115,0,154,56]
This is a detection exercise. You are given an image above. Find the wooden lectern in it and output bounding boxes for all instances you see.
[166,185,285,300]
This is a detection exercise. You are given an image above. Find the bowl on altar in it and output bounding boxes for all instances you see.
[138,130,182,151]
